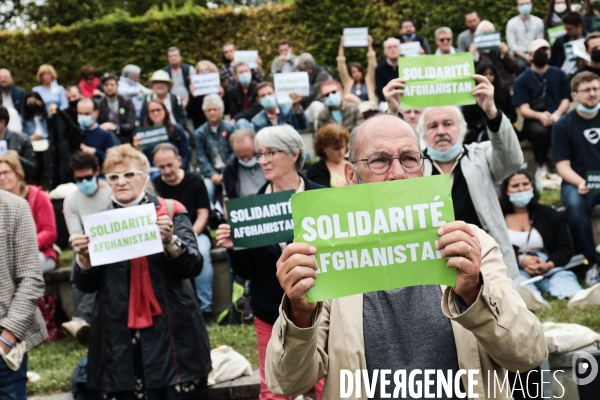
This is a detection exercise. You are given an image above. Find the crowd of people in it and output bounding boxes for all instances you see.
[2,0,600,399]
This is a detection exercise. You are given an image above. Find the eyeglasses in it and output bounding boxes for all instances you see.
[0,170,14,178]
[105,170,145,183]
[578,87,600,94]
[254,150,286,161]
[75,174,95,183]
[351,151,424,174]
[438,38,452,42]
[148,108,163,114]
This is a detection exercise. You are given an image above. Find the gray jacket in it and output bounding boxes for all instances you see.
[424,113,523,290]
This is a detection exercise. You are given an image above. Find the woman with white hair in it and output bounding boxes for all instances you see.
[215,125,325,400]
[118,64,151,118]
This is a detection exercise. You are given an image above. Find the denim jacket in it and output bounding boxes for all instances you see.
[22,117,49,139]
[193,119,235,178]
[251,102,308,133]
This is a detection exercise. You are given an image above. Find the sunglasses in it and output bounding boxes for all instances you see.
[75,174,95,183]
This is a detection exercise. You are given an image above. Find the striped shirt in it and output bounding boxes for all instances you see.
[506,14,545,54]
[63,186,112,243]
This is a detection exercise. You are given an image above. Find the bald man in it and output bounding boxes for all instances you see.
[265,112,546,400]
[0,69,26,116]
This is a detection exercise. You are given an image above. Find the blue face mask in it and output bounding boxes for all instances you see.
[509,189,534,207]
[76,176,98,195]
[518,4,532,15]
[325,92,342,107]
[426,141,462,162]
[577,103,600,114]
[260,95,277,110]
[239,158,257,168]
[239,72,252,85]
[78,114,94,128]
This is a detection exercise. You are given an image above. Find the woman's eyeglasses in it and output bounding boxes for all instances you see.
[105,170,145,183]
[254,150,285,161]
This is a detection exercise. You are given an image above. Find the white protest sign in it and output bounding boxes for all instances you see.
[401,41,421,57]
[191,73,220,96]
[83,203,163,266]
[343,27,369,47]
[234,51,259,69]
[565,38,588,62]
[0,140,7,156]
[274,72,310,101]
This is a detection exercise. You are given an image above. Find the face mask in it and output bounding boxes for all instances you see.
[577,102,600,113]
[260,95,277,110]
[26,104,41,113]
[554,3,567,13]
[427,141,462,162]
[324,92,342,107]
[78,114,94,128]
[69,100,79,109]
[239,158,257,168]
[509,189,534,207]
[591,49,600,62]
[402,33,416,40]
[238,72,252,85]
[76,176,98,195]
[518,4,532,15]
[532,52,549,67]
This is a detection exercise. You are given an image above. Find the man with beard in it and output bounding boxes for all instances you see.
[574,31,600,77]
[96,73,136,144]
[0,69,25,116]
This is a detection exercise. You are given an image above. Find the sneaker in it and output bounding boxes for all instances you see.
[585,264,600,286]
[62,317,90,345]
[519,285,551,311]
[568,283,600,308]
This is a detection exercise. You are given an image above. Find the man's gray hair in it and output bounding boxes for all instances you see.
[230,129,256,146]
[415,106,468,142]
[383,37,401,48]
[122,64,141,78]
[255,125,305,171]
[474,20,495,36]
[167,46,180,54]
[152,142,180,158]
[202,94,224,112]
[295,53,316,70]
[233,61,249,75]
[435,27,453,40]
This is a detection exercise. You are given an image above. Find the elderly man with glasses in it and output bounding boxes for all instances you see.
[265,82,546,398]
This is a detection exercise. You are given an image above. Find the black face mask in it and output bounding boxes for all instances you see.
[69,100,79,109]
[26,104,42,114]
[532,52,549,68]
[592,49,600,62]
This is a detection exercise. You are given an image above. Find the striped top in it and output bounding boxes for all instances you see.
[63,186,112,243]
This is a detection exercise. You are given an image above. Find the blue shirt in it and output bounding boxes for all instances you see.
[81,124,119,167]
[32,85,69,110]
[511,66,570,114]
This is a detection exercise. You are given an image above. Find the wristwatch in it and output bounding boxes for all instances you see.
[165,235,182,253]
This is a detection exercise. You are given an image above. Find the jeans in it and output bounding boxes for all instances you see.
[195,233,213,313]
[0,354,28,400]
[520,252,582,298]
[203,178,215,204]
[561,183,600,263]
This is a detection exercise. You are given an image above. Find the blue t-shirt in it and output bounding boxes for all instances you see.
[81,125,119,167]
[552,110,600,179]
[511,66,570,114]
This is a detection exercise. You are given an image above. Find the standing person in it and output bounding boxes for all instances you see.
[0,69,25,116]
[270,39,297,76]
[316,80,364,132]
[193,94,235,203]
[77,98,120,168]
[337,35,378,104]
[97,73,137,145]
[222,129,266,201]
[545,0,571,32]
[375,38,401,105]
[216,125,325,400]
[162,47,193,109]
[0,106,37,181]
[307,124,351,188]
[398,18,431,54]
[188,60,224,130]
[78,65,103,99]
[251,83,308,132]
[118,64,151,119]
[139,71,187,129]
[458,11,481,53]
[512,39,570,183]
[506,0,546,75]
[0,155,57,272]
[550,12,586,75]
[552,71,600,284]
[220,42,264,88]
[73,144,211,399]
[61,152,112,343]
[574,31,600,77]
[32,64,68,111]
[152,143,214,325]
[434,27,457,55]
[0,185,46,400]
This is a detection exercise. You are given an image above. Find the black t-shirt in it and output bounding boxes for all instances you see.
[153,172,210,233]
[512,67,570,114]
[552,109,600,179]
[572,65,600,81]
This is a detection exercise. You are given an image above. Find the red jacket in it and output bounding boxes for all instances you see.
[27,185,57,261]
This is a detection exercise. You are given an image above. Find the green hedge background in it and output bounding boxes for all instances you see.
[0,0,553,90]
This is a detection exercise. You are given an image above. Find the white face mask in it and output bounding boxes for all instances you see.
[554,3,567,13]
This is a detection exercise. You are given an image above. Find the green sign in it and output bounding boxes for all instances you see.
[473,30,501,51]
[137,125,169,151]
[399,53,476,109]
[291,175,457,303]
[587,171,600,195]
[226,190,295,250]
[548,26,566,46]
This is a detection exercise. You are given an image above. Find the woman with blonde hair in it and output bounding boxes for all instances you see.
[307,123,351,187]
[32,64,68,110]
[188,60,225,129]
